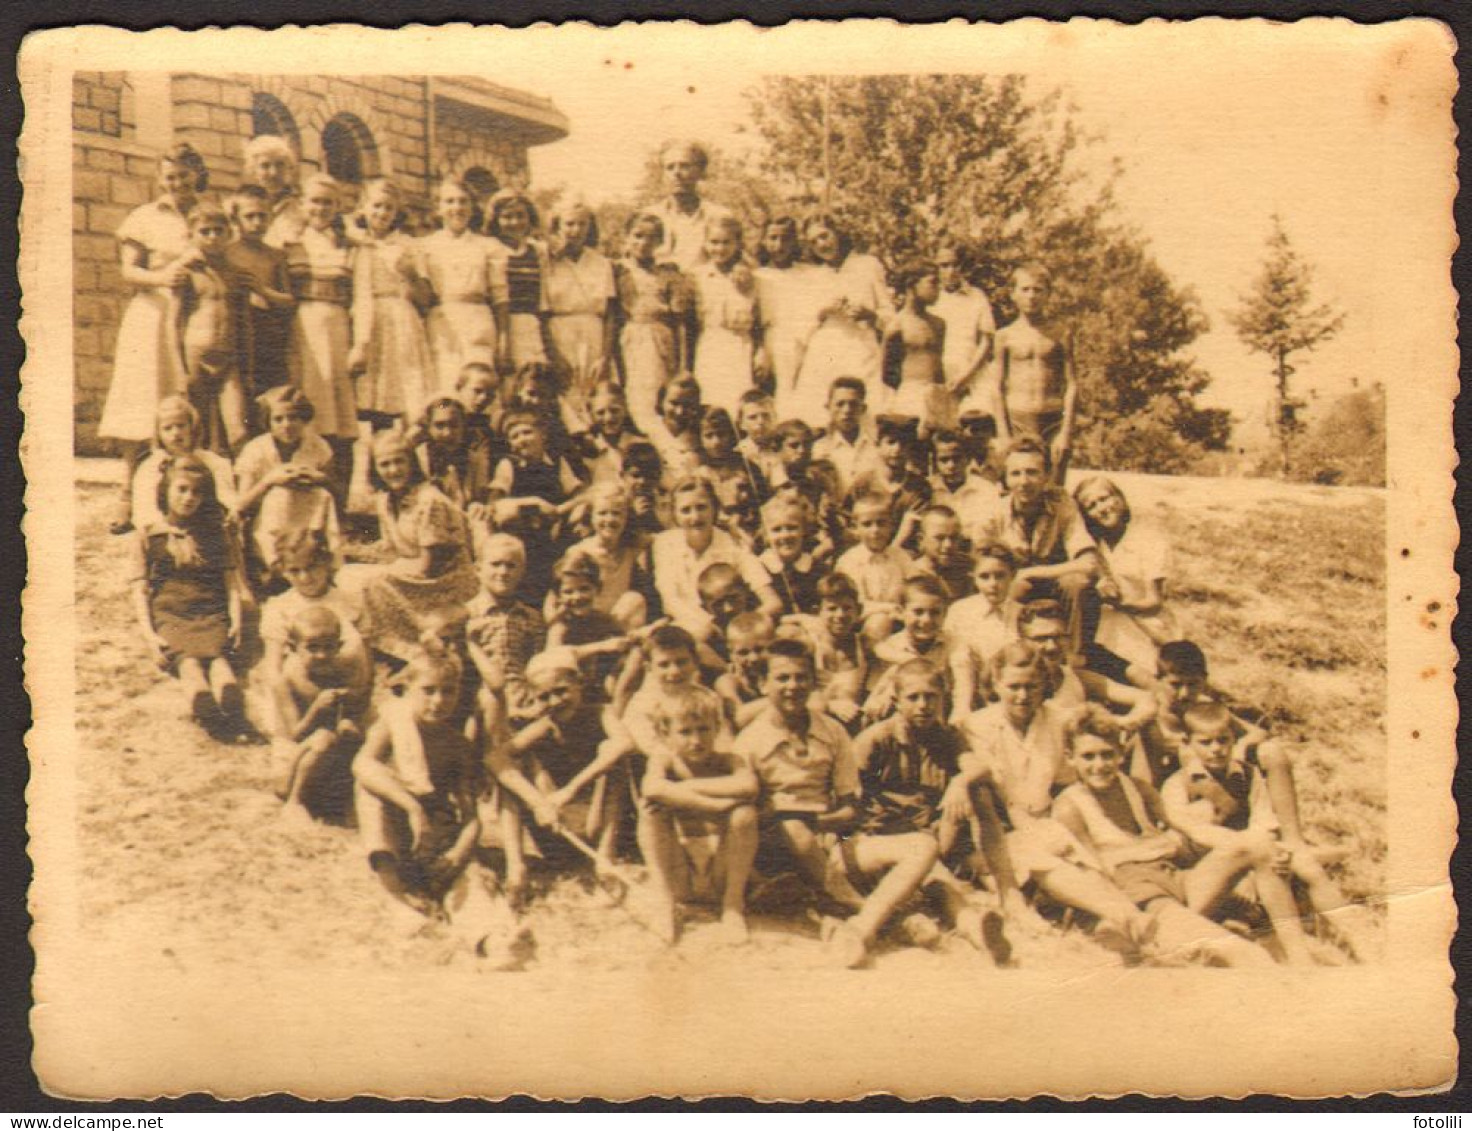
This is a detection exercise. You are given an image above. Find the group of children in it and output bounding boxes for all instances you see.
[108,138,1371,970]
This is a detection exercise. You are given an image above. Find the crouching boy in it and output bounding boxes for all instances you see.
[353,649,482,919]
[638,688,760,945]
[733,637,937,968]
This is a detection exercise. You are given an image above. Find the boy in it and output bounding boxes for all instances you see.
[1136,641,1307,847]
[735,389,782,485]
[1051,706,1279,967]
[715,474,762,554]
[972,435,1097,651]
[466,534,547,723]
[928,428,1001,528]
[181,205,250,453]
[714,611,775,731]
[866,575,976,725]
[945,541,1016,682]
[758,495,823,615]
[849,414,932,540]
[620,440,670,538]
[486,648,632,901]
[269,605,372,822]
[1161,702,1366,962]
[932,244,997,412]
[354,650,483,919]
[834,492,910,645]
[906,505,975,604]
[733,638,939,968]
[812,376,881,498]
[226,184,295,402]
[639,690,761,945]
[1018,599,1155,730]
[991,263,1076,481]
[853,659,1018,963]
[694,561,759,675]
[769,420,843,548]
[610,624,732,770]
[805,572,871,730]
[259,529,365,680]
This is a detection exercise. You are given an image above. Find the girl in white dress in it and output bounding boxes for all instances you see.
[755,216,820,422]
[544,202,616,425]
[99,142,208,533]
[283,174,357,504]
[689,215,763,418]
[348,178,433,431]
[419,178,498,398]
[615,211,687,438]
[791,212,893,424]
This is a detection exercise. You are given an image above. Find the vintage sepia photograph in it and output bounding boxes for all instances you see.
[18,20,1458,1100]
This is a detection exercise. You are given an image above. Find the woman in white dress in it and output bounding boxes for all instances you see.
[1073,475,1179,681]
[418,177,498,398]
[790,212,893,424]
[98,142,208,533]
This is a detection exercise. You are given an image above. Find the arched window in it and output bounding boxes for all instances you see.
[321,113,380,187]
[251,92,300,154]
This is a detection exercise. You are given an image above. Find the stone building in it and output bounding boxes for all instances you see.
[71,72,568,454]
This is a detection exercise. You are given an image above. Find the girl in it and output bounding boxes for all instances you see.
[883,258,955,434]
[414,396,477,510]
[689,215,764,417]
[129,455,255,742]
[697,406,768,499]
[1074,476,1177,682]
[354,431,479,664]
[283,174,357,503]
[577,380,642,484]
[132,396,237,537]
[543,201,616,420]
[98,142,208,534]
[649,375,704,483]
[564,483,651,630]
[348,178,434,431]
[791,212,893,424]
[486,189,550,374]
[419,178,498,397]
[234,386,340,579]
[755,215,820,420]
[615,211,687,437]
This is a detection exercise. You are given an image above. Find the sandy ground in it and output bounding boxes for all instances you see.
[65,460,1384,980]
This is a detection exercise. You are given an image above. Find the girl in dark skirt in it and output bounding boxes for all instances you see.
[129,455,259,742]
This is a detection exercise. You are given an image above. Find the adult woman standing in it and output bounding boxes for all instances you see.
[790,212,893,424]
[1073,475,1178,680]
[242,134,306,249]
[98,142,208,534]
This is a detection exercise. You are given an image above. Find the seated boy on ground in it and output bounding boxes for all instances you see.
[1051,705,1280,967]
[854,659,1021,963]
[1137,640,1305,846]
[353,649,483,920]
[865,575,976,725]
[692,561,760,676]
[466,534,547,724]
[732,637,938,968]
[485,648,631,905]
[638,689,760,945]
[270,605,372,823]
[714,611,775,731]
[906,505,975,604]
[1161,702,1368,962]
[609,623,733,773]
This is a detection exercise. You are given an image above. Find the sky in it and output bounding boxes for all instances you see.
[480,21,1452,439]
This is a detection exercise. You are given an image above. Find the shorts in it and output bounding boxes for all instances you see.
[1113,860,1188,908]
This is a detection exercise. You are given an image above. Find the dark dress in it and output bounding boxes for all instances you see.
[134,524,234,661]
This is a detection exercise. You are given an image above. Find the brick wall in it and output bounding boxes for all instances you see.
[72,72,541,455]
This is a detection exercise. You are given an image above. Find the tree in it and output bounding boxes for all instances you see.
[745,74,1230,472]
[1227,216,1345,478]
[1293,383,1385,487]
